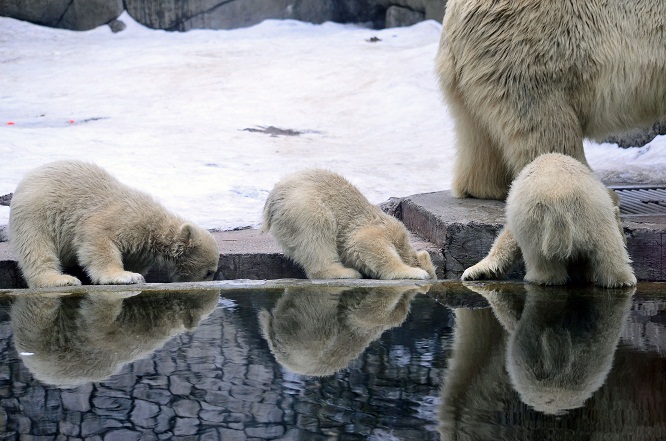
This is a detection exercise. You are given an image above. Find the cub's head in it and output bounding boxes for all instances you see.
[169,224,220,282]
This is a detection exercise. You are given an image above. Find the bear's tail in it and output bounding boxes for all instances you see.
[540,204,575,260]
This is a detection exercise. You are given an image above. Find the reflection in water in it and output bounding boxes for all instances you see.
[259,285,427,376]
[0,283,663,439]
[439,283,666,440]
[475,284,633,415]
[10,289,220,387]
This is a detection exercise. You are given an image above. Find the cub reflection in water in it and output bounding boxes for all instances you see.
[259,285,427,376]
[11,289,220,387]
[440,284,637,439]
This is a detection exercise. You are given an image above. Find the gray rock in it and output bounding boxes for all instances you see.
[385,5,425,28]
[173,417,200,436]
[172,398,201,418]
[124,0,381,31]
[130,399,160,426]
[3,0,447,31]
[92,396,132,417]
[604,120,666,148]
[104,429,142,441]
[60,384,92,413]
[132,384,171,406]
[377,0,446,22]
[0,0,123,31]
[168,376,192,396]
[245,425,286,439]
[215,428,246,441]
[81,413,123,437]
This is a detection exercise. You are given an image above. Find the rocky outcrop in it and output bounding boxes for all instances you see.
[605,121,666,148]
[0,0,447,31]
[0,0,123,31]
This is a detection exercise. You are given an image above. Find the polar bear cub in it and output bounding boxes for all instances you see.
[262,169,436,280]
[462,153,636,287]
[9,160,220,288]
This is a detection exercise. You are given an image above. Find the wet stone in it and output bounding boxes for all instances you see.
[81,414,123,437]
[173,398,200,418]
[252,403,284,423]
[199,428,220,441]
[92,396,132,417]
[132,384,171,405]
[191,376,223,393]
[130,399,160,426]
[141,375,169,388]
[0,385,11,398]
[61,384,93,412]
[132,358,156,376]
[202,390,234,408]
[245,424,286,438]
[173,417,199,436]
[155,406,176,433]
[168,376,191,396]
[15,415,31,434]
[11,382,27,398]
[155,356,176,376]
[199,409,228,424]
[216,428,247,441]
[229,384,262,402]
[59,415,81,437]
[104,429,142,441]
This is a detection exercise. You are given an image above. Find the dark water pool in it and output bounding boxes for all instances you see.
[0,281,664,440]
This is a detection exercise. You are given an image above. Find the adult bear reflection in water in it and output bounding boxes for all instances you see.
[259,285,426,376]
[11,290,220,387]
[439,284,634,439]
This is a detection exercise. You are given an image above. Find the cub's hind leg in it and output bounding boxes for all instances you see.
[349,226,431,280]
[11,227,81,288]
[274,205,361,279]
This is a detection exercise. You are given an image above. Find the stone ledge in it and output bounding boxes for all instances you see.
[400,190,666,282]
[0,228,445,289]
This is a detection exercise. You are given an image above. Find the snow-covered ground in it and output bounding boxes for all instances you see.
[1,13,665,231]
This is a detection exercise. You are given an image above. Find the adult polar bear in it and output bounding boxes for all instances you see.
[437,0,666,200]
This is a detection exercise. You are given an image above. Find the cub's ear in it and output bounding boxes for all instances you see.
[169,224,196,257]
[178,223,197,247]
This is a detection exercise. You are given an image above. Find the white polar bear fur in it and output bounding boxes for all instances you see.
[11,289,220,387]
[439,283,634,440]
[262,169,436,280]
[9,160,220,288]
[437,0,666,200]
[462,153,636,287]
[259,285,424,376]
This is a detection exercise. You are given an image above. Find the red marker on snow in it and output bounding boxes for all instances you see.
[69,120,75,124]
[6,121,15,125]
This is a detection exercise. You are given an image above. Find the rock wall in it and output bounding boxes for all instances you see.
[0,0,447,31]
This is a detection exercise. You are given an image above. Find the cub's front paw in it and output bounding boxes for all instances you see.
[96,271,145,285]
[461,260,501,281]
[387,267,430,280]
[32,274,82,288]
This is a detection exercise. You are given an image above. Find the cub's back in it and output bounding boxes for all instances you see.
[508,154,607,207]
[11,160,151,213]
[270,169,378,221]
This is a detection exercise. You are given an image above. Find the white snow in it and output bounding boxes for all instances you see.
[1,13,665,231]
